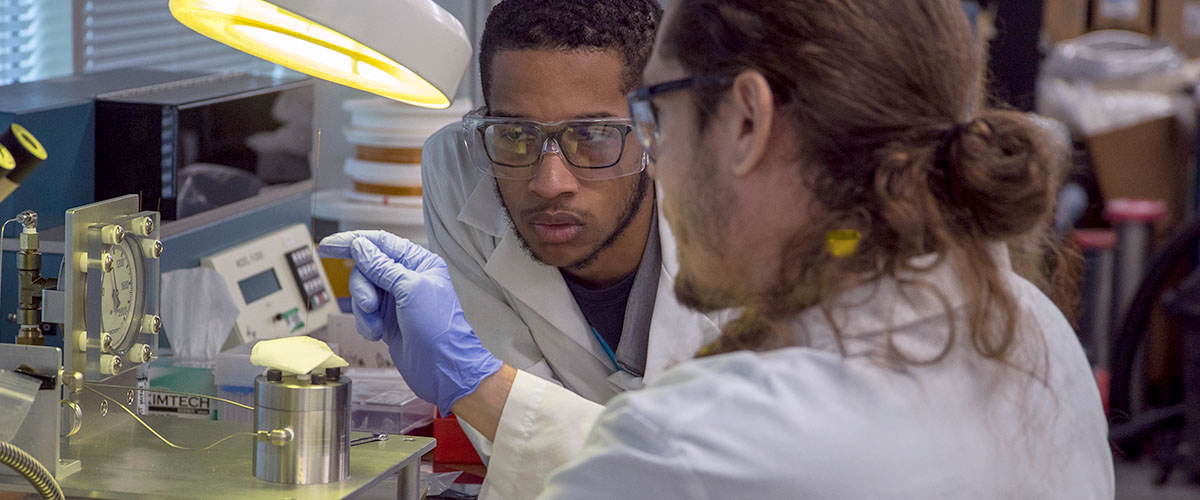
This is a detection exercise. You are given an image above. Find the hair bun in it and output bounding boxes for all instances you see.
[941,109,1064,240]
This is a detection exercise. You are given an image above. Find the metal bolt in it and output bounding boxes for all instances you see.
[143,239,163,259]
[6,314,15,324]
[99,400,108,417]
[101,253,114,273]
[100,332,113,352]
[100,354,121,376]
[137,217,155,236]
[141,315,161,334]
[102,224,125,245]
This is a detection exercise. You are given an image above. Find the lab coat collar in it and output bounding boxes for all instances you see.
[796,243,1013,354]
[457,174,507,238]
[482,226,603,365]
[655,184,682,279]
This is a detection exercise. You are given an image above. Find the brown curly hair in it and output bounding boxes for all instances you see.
[662,0,1076,368]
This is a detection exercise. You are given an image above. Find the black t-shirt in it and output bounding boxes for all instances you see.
[564,270,637,353]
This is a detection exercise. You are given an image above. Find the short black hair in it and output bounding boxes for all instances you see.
[479,0,663,106]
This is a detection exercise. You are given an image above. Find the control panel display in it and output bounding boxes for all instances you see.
[238,269,281,305]
[201,224,337,345]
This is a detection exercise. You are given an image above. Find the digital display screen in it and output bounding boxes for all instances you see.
[238,269,281,304]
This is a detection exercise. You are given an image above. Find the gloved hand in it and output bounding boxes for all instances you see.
[318,231,442,341]
[317,231,503,414]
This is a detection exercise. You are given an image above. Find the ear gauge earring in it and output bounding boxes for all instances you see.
[825,230,861,257]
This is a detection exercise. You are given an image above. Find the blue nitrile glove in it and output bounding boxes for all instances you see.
[317,231,503,414]
[319,231,435,341]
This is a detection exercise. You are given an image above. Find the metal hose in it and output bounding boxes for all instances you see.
[0,440,63,500]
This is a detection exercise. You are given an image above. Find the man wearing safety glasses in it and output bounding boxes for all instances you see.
[318,1,722,498]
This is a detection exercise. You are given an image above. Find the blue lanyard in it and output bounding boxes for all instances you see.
[589,326,624,373]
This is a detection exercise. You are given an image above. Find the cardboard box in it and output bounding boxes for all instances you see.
[1091,0,1154,33]
[1086,116,1189,226]
[1157,0,1200,57]
[1046,0,1090,43]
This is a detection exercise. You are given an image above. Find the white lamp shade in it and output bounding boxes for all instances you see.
[170,0,472,109]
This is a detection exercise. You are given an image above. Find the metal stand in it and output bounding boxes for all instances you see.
[397,459,421,500]
[0,415,433,499]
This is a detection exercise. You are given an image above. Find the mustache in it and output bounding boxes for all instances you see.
[519,200,592,223]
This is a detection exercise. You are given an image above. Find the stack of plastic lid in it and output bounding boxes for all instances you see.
[314,98,473,245]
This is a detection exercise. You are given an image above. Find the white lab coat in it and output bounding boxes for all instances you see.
[537,247,1116,499]
[420,124,724,500]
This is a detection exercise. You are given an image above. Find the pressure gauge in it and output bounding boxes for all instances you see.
[101,239,139,349]
[57,195,162,380]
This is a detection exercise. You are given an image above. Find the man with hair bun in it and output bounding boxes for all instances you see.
[331,0,1116,498]
[534,0,1115,497]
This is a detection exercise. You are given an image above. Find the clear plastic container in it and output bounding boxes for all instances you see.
[347,368,435,435]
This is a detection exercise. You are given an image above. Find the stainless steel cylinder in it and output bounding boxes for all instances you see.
[253,371,350,484]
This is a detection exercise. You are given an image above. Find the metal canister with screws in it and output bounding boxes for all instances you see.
[253,367,350,484]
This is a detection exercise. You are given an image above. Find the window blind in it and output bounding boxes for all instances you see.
[74,0,276,75]
[0,0,71,84]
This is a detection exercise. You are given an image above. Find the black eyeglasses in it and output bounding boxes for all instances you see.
[626,75,733,161]
[462,107,646,181]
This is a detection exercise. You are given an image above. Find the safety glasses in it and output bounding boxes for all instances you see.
[626,75,732,161]
[462,107,646,181]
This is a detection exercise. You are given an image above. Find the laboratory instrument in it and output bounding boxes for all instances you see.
[202,223,336,346]
[0,196,432,499]
[254,367,350,484]
[0,195,161,486]
[94,73,313,220]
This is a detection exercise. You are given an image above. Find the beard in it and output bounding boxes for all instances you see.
[497,171,652,272]
[666,145,743,313]
[674,272,738,312]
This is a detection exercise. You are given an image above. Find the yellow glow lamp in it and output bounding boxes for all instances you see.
[170,0,471,108]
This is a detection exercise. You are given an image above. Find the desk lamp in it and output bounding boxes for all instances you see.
[170,0,471,108]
